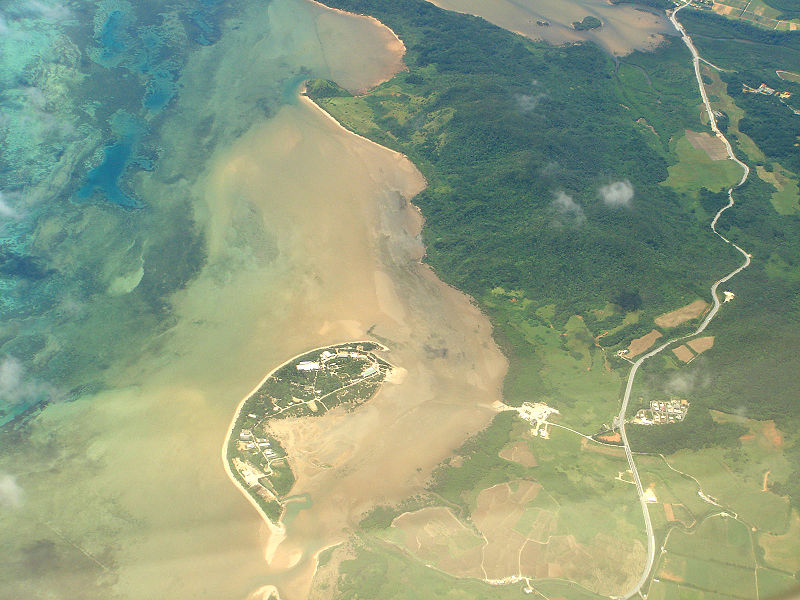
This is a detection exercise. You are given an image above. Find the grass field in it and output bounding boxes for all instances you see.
[759,510,800,572]
[664,133,744,194]
[701,66,768,164]
[486,292,623,432]
[757,568,799,598]
[637,455,716,531]
[667,446,789,534]
[756,164,800,215]
[652,516,758,599]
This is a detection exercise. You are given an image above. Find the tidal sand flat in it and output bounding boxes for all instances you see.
[213,94,506,599]
[0,1,505,599]
[426,0,675,56]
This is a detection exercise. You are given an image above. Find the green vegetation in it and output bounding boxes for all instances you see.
[429,411,526,511]
[304,1,800,595]
[332,539,531,600]
[763,0,800,19]
[628,404,746,454]
[663,134,743,194]
[573,16,602,31]
[304,78,352,98]
[651,516,759,600]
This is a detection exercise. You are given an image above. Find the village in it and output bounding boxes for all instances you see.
[631,398,690,425]
[226,342,392,519]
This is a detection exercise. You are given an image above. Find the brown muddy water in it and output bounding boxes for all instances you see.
[0,1,504,599]
[427,0,676,56]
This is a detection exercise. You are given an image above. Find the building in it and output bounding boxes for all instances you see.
[296,361,320,371]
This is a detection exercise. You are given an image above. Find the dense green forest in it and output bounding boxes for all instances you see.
[312,0,737,323]
[311,0,800,509]
[763,0,800,20]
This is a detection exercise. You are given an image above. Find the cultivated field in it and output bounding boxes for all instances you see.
[655,299,708,328]
[685,129,728,161]
[687,335,714,355]
[627,329,663,357]
[390,507,484,577]
[671,345,694,363]
[499,441,538,467]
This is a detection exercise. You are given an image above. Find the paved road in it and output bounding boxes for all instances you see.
[616,4,752,598]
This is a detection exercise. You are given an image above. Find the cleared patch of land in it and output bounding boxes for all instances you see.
[760,511,800,572]
[687,335,714,355]
[626,329,663,358]
[671,345,694,362]
[777,70,800,84]
[499,441,538,467]
[390,507,484,577]
[756,164,800,215]
[655,299,708,328]
[473,480,542,579]
[685,129,728,161]
[664,133,743,194]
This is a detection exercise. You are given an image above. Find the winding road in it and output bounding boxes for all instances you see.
[616,3,752,598]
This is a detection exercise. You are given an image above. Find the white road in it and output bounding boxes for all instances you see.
[615,4,752,598]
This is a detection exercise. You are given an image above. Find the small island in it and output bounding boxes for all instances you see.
[573,15,602,31]
[224,341,392,521]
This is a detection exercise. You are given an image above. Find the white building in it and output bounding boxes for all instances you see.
[296,361,320,371]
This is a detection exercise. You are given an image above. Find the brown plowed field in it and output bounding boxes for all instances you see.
[672,345,694,362]
[655,299,708,328]
[627,329,663,357]
[687,335,714,355]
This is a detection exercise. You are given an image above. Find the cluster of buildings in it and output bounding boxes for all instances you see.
[296,346,380,378]
[512,402,560,439]
[237,428,278,457]
[743,82,792,100]
[631,399,689,425]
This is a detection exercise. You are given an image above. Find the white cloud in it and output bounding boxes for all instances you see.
[0,192,18,219]
[24,1,72,21]
[0,473,24,508]
[598,180,634,208]
[551,191,585,225]
[0,356,57,408]
[515,92,548,113]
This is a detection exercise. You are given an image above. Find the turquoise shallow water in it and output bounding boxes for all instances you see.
[0,0,351,425]
[0,0,224,424]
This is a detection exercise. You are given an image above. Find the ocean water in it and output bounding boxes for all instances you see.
[0,1,443,598]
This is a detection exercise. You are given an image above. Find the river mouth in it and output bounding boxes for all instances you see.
[425,0,677,56]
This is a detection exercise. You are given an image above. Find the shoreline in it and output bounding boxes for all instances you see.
[220,340,390,553]
[305,0,409,91]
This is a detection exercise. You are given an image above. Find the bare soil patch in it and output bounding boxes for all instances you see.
[672,345,694,363]
[663,503,675,522]
[655,299,709,328]
[687,335,714,355]
[627,329,663,358]
[473,480,540,579]
[762,421,784,448]
[499,441,537,467]
[685,130,728,160]
[391,507,483,577]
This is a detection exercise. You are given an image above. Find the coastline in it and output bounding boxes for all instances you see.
[305,0,409,91]
[298,91,426,191]
[220,340,389,552]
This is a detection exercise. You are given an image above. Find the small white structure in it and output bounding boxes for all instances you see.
[296,361,320,371]
[361,365,379,377]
